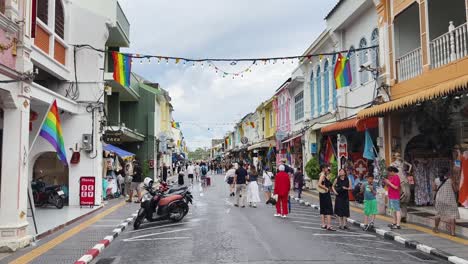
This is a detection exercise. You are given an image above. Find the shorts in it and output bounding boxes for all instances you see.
[264,185,272,192]
[364,199,378,216]
[130,182,141,192]
[388,199,400,212]
[188,174,194,179]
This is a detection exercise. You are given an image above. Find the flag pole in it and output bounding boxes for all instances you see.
[29,99,55,154]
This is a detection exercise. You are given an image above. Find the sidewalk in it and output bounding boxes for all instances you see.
[297,189,468,263]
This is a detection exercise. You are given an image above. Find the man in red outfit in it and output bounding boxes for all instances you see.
[274,165,291,218]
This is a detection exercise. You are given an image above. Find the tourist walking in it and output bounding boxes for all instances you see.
[293,167,304,199]
[247,165,261,208]
[128,159,143,203]
[195,163,200,182]
[263,167,273,203]
[385,166,402,229]
[333,169,351,229]
[273,165,291,218]
[161,163,168,183]
[187,163,195,184]
[234,161,248,207]
[224,164,236,197]
[433,168,459,236]
[361,174,378,231]
[318,165,335,231]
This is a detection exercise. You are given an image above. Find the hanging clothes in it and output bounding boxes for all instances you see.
[413,161,431,206]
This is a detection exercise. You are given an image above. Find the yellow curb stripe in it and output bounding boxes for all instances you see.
[9,201,126,264]
[301,192,468,245]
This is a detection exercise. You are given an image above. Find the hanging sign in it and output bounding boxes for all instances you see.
[337,135,348,159]
[79,177,95,207]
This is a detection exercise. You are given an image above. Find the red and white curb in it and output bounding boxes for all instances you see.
[290,195,468,264]
[74,210,139,264]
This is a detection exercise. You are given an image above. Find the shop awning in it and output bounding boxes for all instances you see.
[282,133,302,144]
[357,74,468,118]
[247,140,276,151]
[320,117,378,134]
[103,144,135,159]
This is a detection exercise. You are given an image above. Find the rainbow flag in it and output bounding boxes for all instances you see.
[266,145,275,160]
[286,145,292,164]
[324,136,335,164]
[112,51,132,87]
[39,100,68,166]
[334,53,352,89]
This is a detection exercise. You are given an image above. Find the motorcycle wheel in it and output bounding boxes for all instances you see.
[55,196,64,209]
[33,191,45,207]
[170,204,188,222]
[133,216,143,230]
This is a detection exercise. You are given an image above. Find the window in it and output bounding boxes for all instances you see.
[294,91,304,121]
[55,0,65,39]
[269,111,273,128]
[37,0,49,24]
[331,57,337,109]
[310,70,314,116]
[316,65,322,114]
[371,28,379,69]
[349,46,357,88]
[0,0,5,14]
[323,61,330,112]
[359,38,369,84]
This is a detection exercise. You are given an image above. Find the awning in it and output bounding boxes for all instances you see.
[320,117,378,134]
[281,133,302,144]
[247,140,276,151]
[358,74,468,119]
[103,144,135,159]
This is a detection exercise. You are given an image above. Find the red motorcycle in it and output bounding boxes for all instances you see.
[133,178,192,230]
[31,177,66,209]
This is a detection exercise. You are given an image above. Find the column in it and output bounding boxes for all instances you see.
[0,99,32,251]
[420,0,430,71]
[328,66,334,111]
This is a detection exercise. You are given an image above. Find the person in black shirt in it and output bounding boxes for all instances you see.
[294,167,305,198]
[162,163,168,182]
[128,159,143,203]
[234,161,248,208]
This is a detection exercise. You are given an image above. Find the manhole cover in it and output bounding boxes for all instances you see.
[96,258,116,264]
[406,251,437,261]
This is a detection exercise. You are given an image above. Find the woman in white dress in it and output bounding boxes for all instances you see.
[247,165,261,208]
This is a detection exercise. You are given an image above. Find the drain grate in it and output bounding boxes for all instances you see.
[96,258,116,264]
[406,251,437,261]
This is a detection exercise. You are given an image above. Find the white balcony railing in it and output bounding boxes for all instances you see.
[430,21,468,69]
[396,47,422,82]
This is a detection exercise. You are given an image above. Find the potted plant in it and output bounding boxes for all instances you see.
[305,156,320,190]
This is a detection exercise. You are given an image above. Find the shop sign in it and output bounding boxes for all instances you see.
[337,135,348,159]
[354,159,368,176]
[310,143,317,154]
[103,131,122,143]
[148,159,155,169]
[79,177,95,207]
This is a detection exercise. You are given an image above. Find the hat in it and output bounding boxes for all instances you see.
[279,165,285,171]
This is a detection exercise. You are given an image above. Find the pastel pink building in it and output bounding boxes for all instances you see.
[274,79,292,164]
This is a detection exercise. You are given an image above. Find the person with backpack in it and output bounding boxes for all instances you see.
[200,161,209,186]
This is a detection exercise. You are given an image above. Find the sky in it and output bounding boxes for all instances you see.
[118,0,338,150]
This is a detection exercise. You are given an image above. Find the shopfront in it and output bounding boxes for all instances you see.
[280,133,303,170]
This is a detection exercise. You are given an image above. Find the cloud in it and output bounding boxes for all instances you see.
[118,0,338,149]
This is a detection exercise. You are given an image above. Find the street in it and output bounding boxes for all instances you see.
[91,175,446,264]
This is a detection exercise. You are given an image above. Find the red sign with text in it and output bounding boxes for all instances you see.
[80,177,95,207]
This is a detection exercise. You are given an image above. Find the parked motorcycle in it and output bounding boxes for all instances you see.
[31,177,66,209]
[159,182,192,204]
[133,178,192,230]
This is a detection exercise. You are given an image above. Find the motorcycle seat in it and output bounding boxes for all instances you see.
[159,194,183,206]
[45,185,60,191]
[168,186,187,194]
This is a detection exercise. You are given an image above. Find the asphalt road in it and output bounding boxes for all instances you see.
[93,174,447,264]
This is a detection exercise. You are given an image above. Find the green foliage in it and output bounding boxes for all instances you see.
[329,158,338,183]
[188,148,210,161]
[142,160,151,178]
[305,156,320,180]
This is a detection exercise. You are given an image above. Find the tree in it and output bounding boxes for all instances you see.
[188,148,210,161]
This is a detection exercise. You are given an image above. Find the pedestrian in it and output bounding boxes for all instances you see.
[281,158,294,190]
[234,161,248,208]
[361,174,378,231]
[200,161,209,186]
[162,163,168,183]
[318,165,335,231]
[385,166,402,229]
[247,165,261,208]
[332,169,351,229]
[195,163,200,182]
[187,163,195,184]
[128,159,143,203]
[178,171,185,185]
[224,164,236,197]
[352,172,364,203]
[433,168,459,236]
[273,165,291,218]
[294,167,304,199]
[391,152,412,222]
[263,167,273,203]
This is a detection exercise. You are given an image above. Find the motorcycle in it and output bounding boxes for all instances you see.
[159,182,193,204]
[133,178,192,230]
[31,177,66,209]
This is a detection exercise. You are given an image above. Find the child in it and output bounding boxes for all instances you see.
[361,174,378,231]
[385,166,401,229]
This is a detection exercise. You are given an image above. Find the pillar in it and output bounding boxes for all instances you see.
[419,0,430,71]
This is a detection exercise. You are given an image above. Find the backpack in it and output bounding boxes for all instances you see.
[201,166,208,176]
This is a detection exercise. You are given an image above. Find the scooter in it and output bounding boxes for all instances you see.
[133,178,191,230]
[31,177,66,209]
[159,182,193,204]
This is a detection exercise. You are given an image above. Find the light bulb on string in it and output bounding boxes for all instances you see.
[147,57,151,64]
[166,59,169,65]
[140,59,143,64]
[158,58,161,64]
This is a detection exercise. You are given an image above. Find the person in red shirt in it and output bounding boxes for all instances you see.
[384,166,402,229]
[274,165,291,218]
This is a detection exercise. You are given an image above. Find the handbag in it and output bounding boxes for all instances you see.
[317,185,327,194]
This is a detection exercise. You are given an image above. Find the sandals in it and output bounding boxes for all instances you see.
[321,225,327,229]
[327,226,336,231]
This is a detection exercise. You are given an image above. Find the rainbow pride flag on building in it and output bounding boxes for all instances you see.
[334,53,352,89]
[39,100,68,166]
[112,51,132,87]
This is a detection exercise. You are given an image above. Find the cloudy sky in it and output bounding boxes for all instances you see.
[118,0,338,150]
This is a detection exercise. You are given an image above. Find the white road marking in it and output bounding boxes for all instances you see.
[124,237,190,242]
[344,252,389,260]
[291,221,322,224]
[127,220,199,234]
[312,233,375,237]
[124,228,192,241]
[289,213,319,217]
[287,216,320,221]
[323,242,410,252]
[344,237,392,245]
